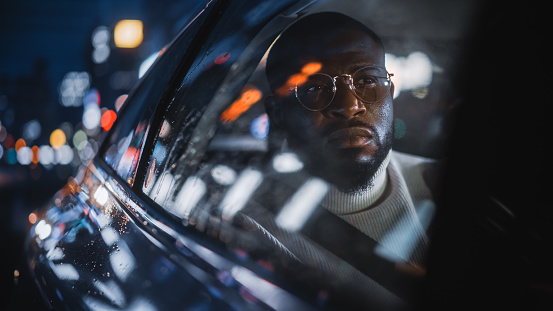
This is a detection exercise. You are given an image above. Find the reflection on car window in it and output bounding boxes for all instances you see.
[126,0,473,307]
[102,7,208,185]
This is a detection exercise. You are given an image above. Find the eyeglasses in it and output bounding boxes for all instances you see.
[294,65,393,111]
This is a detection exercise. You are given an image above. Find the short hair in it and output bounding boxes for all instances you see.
[266,12,384,94]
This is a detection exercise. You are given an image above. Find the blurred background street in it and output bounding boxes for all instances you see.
[0,0,203,308]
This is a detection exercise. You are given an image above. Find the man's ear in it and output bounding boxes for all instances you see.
[390,82,395,100]
[264,95,284,129]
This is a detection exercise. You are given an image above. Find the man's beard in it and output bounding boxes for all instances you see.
[303,130,393,193]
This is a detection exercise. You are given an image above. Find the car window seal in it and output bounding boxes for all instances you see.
[131,0,231,192]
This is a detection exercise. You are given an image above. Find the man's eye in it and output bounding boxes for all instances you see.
[307,85,329,93]
[355,76,377,87]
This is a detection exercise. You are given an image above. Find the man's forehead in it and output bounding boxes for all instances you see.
[313,32,385,69]
[266,12,385,91]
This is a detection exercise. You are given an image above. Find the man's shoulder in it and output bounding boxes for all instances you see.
[390,150,436,167]
[389,150,443,197]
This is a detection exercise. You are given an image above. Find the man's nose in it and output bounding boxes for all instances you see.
[324,84,366,119]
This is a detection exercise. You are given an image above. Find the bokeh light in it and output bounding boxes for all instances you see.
[6,148,16,164]
[17,146,31,165]
[22,120,41,142]
[31,145,40,164]
[83,105,101,130]
[73,130,88,150]
[15,138,26,151]
[220,85,262,123]
[50,129,66,149]
[55,145,73,165]
[39,145,54,165]
[115,94,128,112]
[114,20,143,48]
[139,51,160,78]
[58,71,90,107]
[0,126,7,142]
[385,51,433,98]
[100,109,117,131]
[91,25,110,64]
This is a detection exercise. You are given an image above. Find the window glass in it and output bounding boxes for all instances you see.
[101,2,209,185]
[134,0,476,307]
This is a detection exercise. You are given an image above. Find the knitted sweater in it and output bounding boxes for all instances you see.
[234,150,438,306]
[322,150,436,265]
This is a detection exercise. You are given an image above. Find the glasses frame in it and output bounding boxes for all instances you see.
[294,65,394,112]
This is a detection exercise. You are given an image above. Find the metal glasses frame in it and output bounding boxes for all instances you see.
[294,65,394,111]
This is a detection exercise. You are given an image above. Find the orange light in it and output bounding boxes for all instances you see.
[301,62,322,75]
[31,145,39,164]
[220,85,263,123]
[101,110,117,131]
[114,20,143,48]
[275,72,309,97]
[15,138,26,151]
[50,129,66,149]
[214,52,230,64]
[28,212,37,224]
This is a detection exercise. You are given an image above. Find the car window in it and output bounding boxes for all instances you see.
[101,0,476,307]
[101,2,211,185]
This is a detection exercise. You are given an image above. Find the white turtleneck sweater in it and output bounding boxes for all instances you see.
[321,150,436,264]
[236,150,437,305]
[242,150,436,266]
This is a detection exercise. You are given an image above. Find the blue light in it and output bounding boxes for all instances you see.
[250,113,269,140]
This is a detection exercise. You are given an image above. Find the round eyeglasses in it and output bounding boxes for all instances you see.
[294,65,393,111]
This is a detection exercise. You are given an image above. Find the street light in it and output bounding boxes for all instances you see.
[114,20,143,48]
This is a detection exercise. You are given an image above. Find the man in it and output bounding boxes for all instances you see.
[262,12,437,266]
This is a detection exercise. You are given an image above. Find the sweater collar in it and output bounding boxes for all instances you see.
[321,150,391,215]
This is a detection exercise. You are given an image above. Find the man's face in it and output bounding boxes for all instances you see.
[270,30,394,191]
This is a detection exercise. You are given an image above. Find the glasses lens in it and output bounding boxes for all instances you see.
[296,74,335,111]
[352,66,391,103]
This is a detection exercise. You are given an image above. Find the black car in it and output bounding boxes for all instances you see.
[25,0,552,310]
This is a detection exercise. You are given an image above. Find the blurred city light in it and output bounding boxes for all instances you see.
[91,26,111,64]
[275,178,328,232]
[0,126,7,142]
[220,85,262,124]
[210,165,237,185]
[22,120,41,142]
[114,20,143,48]
[214,52,230,65]
[49,129,66,149]
[58,71,90,107]
[15,138,26,151]
[35,220,52,240]
[250,113,268,139]
[17,146,32,165]
[138,51,160,78]
[83,106,101,131]
[101,109,117,132]
[72,130,88,150]
[272,152,303,173]
[39,145,54,166]
[55,145,73,165]
[385,52,433,98]
[114,94,128,112]
[31,145,39,164]
[82,89,102,131]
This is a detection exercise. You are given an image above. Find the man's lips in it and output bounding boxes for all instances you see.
[327,126,374,148]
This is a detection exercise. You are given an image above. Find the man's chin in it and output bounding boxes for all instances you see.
[305,145,390,193]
